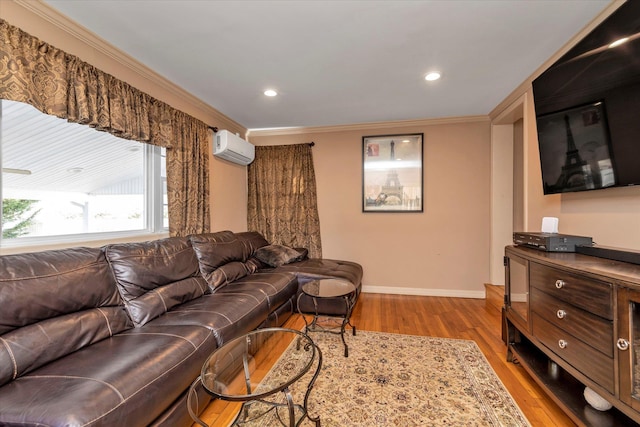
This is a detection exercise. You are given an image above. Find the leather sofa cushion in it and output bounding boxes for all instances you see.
[235,231,309,270]
[148,292,269,346]
[105,236,208,327]
[0,247,123,334]
[149,271,297,346]
[221,271,299,311]
[190,230,248,266]
[0,324,216,426]
[0,247,130,386]
[0,307,131,388]
[271,258,363,287]
[190,231,256,290]
[207,261,256,290]
[258,297,295,329]
[235,230,270,253]
[254,244,306,267]
[271,258,364,317]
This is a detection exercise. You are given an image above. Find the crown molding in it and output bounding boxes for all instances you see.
[248,115,490,137]
[12,0,245,133]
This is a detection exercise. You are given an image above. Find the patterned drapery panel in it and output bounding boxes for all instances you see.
[0,19,209,236]
[167,111,210,236]
[247,143,322,258]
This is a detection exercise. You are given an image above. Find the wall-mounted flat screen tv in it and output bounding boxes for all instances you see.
[532,1,640,195]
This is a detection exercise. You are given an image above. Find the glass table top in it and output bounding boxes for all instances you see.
[301,278,356,298]
[200,328,316,401]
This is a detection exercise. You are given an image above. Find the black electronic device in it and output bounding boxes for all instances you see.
[532,1,640,195]
[513,232,593,252]
[575,244,640,265]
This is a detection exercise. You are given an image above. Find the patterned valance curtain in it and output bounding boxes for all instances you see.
[247,143,322,258]
[0,19,209,236]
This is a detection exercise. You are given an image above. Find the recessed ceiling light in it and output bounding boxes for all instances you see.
[609,37,629,48]
[425,72,441,81]
[264,89,278,97]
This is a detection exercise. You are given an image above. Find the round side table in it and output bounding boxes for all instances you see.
[297,278,357,357]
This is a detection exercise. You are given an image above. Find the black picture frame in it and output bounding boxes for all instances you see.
[362,133,424,212]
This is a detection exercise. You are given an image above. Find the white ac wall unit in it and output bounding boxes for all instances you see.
[213,130,255,165]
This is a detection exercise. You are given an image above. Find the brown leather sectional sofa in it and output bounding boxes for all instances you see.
[0,230,362,426]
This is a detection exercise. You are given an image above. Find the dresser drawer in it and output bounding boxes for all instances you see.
[532,313,614,393]
[530,263,612,319]
[530,287,613,357]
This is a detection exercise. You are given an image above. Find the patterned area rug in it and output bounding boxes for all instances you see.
[248,330,530,426]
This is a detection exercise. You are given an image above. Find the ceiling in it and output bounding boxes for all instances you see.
[42,0,610,130]
[2,100,146,195]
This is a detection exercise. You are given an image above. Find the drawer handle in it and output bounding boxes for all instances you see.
[555,279,565,289]
[617,338,630,351]
[558,339,568,349]
[556,309,566,319]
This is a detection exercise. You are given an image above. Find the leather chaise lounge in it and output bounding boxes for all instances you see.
[0,230,362,426]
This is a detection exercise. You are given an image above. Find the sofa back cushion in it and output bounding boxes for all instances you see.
[190,231,257,290]
[234,231,272,269]
[235,231,270,253]
[0,247,131,386]
[105,236,208,327]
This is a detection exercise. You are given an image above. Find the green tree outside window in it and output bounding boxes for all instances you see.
[2,199,40,239]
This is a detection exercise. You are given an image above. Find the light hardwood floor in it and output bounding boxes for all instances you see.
[195,289,576,426]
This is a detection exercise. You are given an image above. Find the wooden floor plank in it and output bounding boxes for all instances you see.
[193,293,576,427]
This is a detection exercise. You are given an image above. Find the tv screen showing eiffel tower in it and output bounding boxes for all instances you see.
[532,0,640,193]
[536,101,616,195]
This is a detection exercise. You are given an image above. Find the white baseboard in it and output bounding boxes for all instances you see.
[361,285,486,299]
[511,293,527,303]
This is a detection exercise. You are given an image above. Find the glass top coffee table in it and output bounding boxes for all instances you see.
[188,327,322,427]
[298,278,357,357]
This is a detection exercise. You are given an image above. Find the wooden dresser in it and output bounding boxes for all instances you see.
[504,245,640,426]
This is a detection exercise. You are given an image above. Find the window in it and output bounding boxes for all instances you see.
[0,99,167,245]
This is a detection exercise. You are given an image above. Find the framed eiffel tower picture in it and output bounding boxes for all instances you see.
[362,133,423,212]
